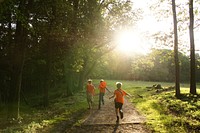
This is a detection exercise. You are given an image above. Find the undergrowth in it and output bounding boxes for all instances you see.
[0,90,90,133]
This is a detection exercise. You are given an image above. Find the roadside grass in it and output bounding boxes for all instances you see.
[0,89,95,133]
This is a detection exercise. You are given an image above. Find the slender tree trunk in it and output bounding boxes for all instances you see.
[77,56,98,91]
[78,72,86,91]
[64,0,79,94]
[78,58,88,91]
[9,18,26,120]
[43,53,51,107]
[7,0,29,120]
[172,0,180,97]
[43,2,56,107]
[189,0,196,94]
[66,70,73,96]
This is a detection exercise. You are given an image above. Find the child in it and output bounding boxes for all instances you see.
[98,79,111,109]
[86,79,95,109]
[109,82,131,123]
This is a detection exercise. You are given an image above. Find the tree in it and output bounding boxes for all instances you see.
[196,53,200,82]
[172,0,180,97]
[189,0,196,95]
[1,0,33,120]
[63,0,137,92]
[120,49,189,82]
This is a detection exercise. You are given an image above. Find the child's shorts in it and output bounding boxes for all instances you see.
[115,102,123,110]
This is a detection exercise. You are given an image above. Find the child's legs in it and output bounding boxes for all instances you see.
[119,104,123,111]
[115,102,121,116]
[115,102,123,115]
[87,94,90,103]
[99,93,103,104]
[102,93,104,104]
[90,96,93,107]
[87,94,92,108]
[119,103,123,118]
[115,108,119,116]
[98,93,103,109]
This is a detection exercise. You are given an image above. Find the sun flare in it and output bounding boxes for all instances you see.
[115,30,148,55]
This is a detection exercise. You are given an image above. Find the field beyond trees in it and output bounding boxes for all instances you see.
[0,80,200,133]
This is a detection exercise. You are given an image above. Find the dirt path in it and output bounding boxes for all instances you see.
[65,92,151,133]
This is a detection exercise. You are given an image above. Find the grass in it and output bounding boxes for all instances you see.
[112,80,200,133]
[0,90,90,133]
[0,80,200,132]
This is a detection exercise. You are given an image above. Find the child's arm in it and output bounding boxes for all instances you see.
[109,94,115,99]
[106,87,111,93]
[125,91,132,97]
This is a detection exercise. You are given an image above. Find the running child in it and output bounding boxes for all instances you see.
[109,82,131,123]
[86,79,95,109]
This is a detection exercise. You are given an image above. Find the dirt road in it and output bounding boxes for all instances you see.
[65,92,151,133]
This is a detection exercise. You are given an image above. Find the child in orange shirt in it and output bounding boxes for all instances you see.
[109,82,131,123]
[98,79,111,109]
[86,79,95,109]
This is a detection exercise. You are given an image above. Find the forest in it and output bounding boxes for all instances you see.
[0,0,200,132]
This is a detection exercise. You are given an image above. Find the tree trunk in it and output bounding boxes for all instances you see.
[189,0,196,95]
[8,20,25,120]
[64,0,79,95]
[172,0,180,97]
[43,0,66,107]
[77,58,88,91]
[66,70,74,96]
[43,35,55,107]
[7,0,30,120]
[77,57,98,91]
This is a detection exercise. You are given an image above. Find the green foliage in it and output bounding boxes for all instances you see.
[143,49,189,81]
[95,49,191,82]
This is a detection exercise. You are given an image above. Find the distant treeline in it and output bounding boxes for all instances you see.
[91,49,200,83]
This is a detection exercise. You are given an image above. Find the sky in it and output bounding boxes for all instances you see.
[115,0,172,55]
[114,0,174,55]
[123,0,200,55]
